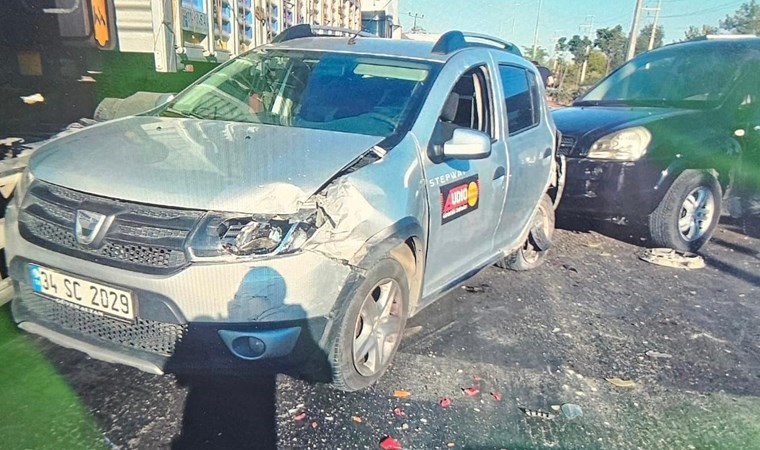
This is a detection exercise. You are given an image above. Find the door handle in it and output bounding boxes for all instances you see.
[493,166,506,180]
[542,147,553,159]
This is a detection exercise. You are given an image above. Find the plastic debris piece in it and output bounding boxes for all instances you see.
[639,248,705,269]
[440,397,452,407]
[352,415,363,423]
[294,412,307,421]
[606,377,636,388]
[490,392,503,401]
[20,93,44,104]
[447,443,456,448]
[311,421,318,429]
[401,423,409,430]
[645,350,673,359]
[393,390,411,398]
[462,285,485,293]
[519,407,556,420]
[393,408,405,417]
[560,403,584,419]
[380,436,402,449]
[550,405,561,412]
[462,387,480,396]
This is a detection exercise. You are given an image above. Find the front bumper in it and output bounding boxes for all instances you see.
[557,158,668,218]
[5,203,352,374]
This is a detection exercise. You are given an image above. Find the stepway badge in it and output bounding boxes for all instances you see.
[440,174,479,224]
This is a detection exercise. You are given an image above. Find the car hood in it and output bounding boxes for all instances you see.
[29,116,384,214]
[552,105,697,139]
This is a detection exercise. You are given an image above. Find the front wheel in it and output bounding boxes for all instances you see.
[328,259,409,392]
[497,193,555,271]
[648,170,721,252]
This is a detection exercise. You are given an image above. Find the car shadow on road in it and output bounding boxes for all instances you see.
[169,267,332,450]
[556,214,652,248]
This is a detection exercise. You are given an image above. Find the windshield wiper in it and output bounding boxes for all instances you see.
[161,106,205,119]
[573,100,628,107]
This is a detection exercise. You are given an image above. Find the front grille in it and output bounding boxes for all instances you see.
[557,136,577,156]
[18,182,203,274]
[16,286,186,356]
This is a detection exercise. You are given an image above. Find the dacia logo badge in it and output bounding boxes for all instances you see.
[75,210,107,246]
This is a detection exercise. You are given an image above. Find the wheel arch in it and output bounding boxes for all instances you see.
[350,217,425,317]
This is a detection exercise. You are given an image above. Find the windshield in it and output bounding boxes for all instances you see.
[577,45,749,108]
[159,50,435,137]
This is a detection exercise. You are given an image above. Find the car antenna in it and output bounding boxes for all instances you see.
[347,31,361,45]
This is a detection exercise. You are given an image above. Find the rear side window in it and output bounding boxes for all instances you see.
[499,65,538,135]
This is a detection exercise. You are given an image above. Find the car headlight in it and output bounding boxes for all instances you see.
[14,168,34,206]
[186,213,313,261]
[586,127,651,161]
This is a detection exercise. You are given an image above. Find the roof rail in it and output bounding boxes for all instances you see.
[431,31,522,57]
[271,24,375,44]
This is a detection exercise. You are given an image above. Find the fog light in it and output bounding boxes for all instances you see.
[231,336,267,359]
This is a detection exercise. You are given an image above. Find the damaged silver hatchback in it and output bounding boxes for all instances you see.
[6,26,560,391]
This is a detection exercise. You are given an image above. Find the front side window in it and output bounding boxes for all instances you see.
[159,50,436,137]
[499,65,537,135]
[436,65,494,141]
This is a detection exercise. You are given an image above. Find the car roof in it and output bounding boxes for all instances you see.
[264,26,526,65]
[659,35,760,52]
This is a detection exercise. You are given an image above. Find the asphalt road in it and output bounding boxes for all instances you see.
[3,218,760,450]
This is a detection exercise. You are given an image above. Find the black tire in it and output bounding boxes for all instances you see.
[649,169,721,252]
[497,193,555,271]
[328,259,409,392]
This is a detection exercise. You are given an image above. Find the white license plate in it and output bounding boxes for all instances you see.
[28,264,135,321]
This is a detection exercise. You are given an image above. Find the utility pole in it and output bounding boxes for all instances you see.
[531,0,543,60]
[578,16,594,84]
[626,0,644,61]
[647,0,663,50]
[408,12,424,33]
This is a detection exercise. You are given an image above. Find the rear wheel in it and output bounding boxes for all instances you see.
[497,193,555,271]
[329,259,409,392]
[649,170,721,252]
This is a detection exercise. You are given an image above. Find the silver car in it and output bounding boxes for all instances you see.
[6,26,559,391]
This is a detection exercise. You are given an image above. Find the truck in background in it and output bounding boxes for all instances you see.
[0,0,363,138]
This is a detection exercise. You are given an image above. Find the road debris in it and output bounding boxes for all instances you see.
[294,412,307,421]
[560,403,584,420]
[606,377,636,388]
[393,390,411,398]
[490,392,503,401]
[393,408,406,417]
[645,350,673,359]
[311,421,318,429]
[379,435,403,450]
[639,248,705,269]
[462,387,480,396]
[352,415,363,423]
[519,407,556,420]
[562,264,579,273]
[550,405,561,412]
[462,284,487,293]
[20,93,44,104]
[440,398,452,408]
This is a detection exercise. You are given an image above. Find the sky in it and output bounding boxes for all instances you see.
[397,0,749,55]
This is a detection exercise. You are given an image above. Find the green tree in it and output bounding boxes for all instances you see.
[635,23,664,54]
[557,34,593,63]
[586,50,608,83]
[594,25,627,73]
[522,46,550,65]
[719,0,760,34]
[683,24,719,41]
